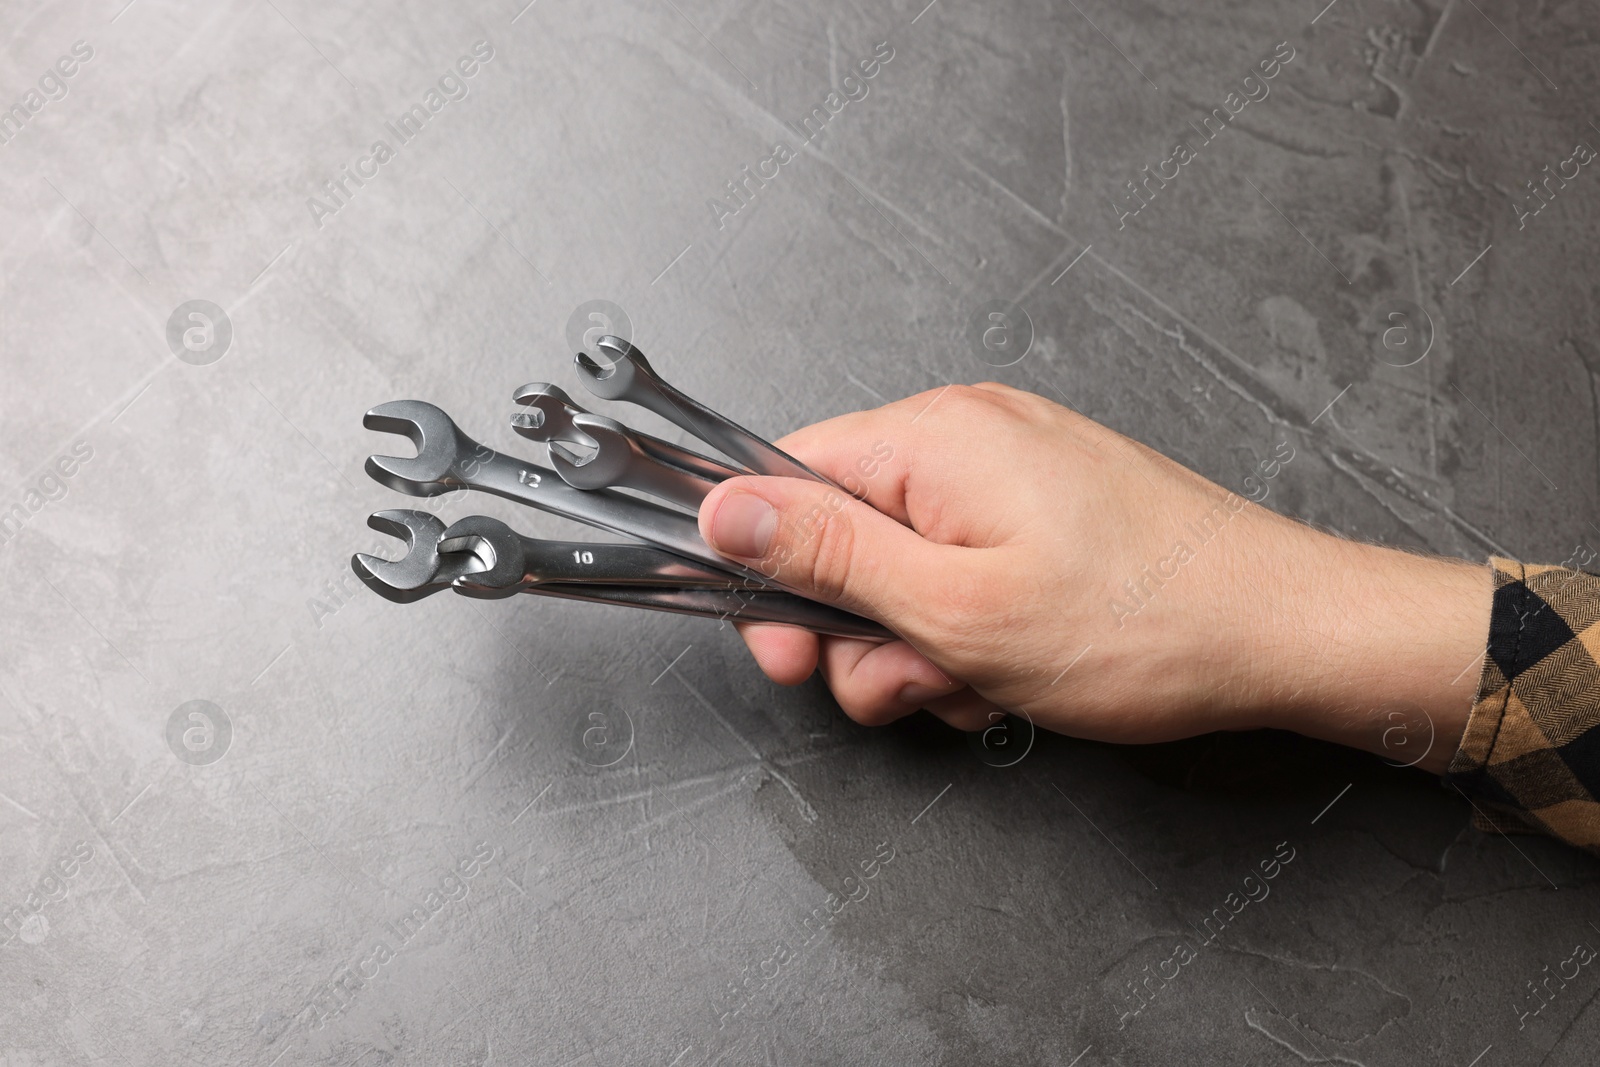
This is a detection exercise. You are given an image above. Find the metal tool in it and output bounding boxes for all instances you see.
[352,510,892,640]
[547,413,720,510]
[510,382,744,484]
[362,400,769,584]
[493,581,891,639]
[439,516,892,639]
[573,336,835,485]
[353,511,740,598]
[436,515,743,590]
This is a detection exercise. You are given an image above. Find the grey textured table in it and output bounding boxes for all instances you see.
[2,0,1597,1063]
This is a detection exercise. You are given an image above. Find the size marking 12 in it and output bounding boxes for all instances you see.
[518,469,542,487]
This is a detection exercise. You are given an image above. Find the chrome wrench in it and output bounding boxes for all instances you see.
[440,516,892,640]
[437,515,742,589]
[354,510,742,598]
[510,382,744,484]
[353,511,891,640]
[573,337,835,486]
[490,583,893,640]
[362,400,770,585]
[548,412,720,511]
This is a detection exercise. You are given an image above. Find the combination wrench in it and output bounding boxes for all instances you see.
[362,400,769,584]
[547,412,720,511]
[436,514,742,590]
[353,511,892,640]
[573,336,836,486]
[439,516,891,640]
[510,382,743,484]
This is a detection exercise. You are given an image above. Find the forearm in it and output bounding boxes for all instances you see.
[1246,527,1492,775]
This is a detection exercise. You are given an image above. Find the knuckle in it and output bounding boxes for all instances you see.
[918,384,1011,436]
[799,504,862,603]
[974,380,1053,419]
[970,380,1019,397]
[941,383,994,412]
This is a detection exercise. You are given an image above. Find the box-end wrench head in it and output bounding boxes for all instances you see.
[435,516,527,600]
[351,510,486,603]
[548,413,717,510]
[575,336,835,486]
[510,381,745,483]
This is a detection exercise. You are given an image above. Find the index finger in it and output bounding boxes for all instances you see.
[770,389,955,524]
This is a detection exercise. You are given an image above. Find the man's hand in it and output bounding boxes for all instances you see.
[696,383,1492,774]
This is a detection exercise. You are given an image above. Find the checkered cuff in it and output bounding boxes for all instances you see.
[1444,557,1600,853]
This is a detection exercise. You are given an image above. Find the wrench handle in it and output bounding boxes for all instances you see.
[522,584,893,641]
[619,450,719,511]
[580,339,835,485]
[466,450,766,583]
[632,432,746,482]
[514,537,746,588]
[636,381,836,486]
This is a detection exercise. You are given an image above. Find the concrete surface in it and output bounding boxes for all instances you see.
[2,0,1598,1063]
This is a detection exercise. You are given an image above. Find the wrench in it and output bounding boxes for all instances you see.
[353,510,740,598]
[573,337,836,486]
[510,382,744,484]
[353,511,891,639]
[486,582,892,640]
[436,515,743,591]
[441,516,892,640]
[548,413,719,510]
[362,400,770,584]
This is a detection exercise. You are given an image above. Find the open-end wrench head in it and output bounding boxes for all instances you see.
[438,515,528,599]
[574,335,656,401]
[509,383,594,447]
[547,413,635,491]
[363,400,467,496]
[351,510,451,603]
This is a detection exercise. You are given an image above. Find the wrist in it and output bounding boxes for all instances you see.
[1245,528,1491,773]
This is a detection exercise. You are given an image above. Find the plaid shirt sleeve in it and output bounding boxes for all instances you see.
[1443,556,1600,853]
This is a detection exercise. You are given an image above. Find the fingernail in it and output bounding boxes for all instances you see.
[710,491,777,559]
[897,682,952,705]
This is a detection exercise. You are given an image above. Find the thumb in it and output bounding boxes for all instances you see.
[698,476,937,624]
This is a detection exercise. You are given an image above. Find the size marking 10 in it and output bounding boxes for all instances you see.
[573,550,594,564]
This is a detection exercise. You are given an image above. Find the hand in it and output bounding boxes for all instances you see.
[697,384,1492,773]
